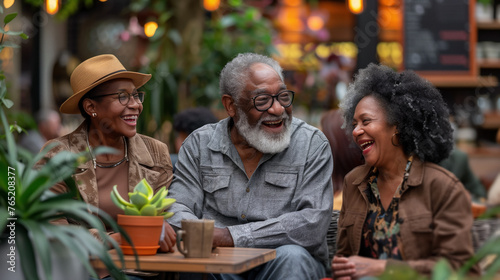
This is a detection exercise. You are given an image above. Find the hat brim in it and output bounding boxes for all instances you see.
[60,71,152,114]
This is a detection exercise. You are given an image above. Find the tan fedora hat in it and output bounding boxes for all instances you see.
[60,54,152,114]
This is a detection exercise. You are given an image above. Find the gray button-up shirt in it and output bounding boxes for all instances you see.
[168,117,334,266]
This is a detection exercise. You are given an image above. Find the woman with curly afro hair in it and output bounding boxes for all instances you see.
[331,63,479,278]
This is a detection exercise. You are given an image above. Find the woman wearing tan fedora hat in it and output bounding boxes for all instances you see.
[39,54,177,267]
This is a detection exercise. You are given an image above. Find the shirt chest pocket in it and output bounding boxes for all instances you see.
[260,172,297,206]
[400,214,433,258]
[201,169,232,212]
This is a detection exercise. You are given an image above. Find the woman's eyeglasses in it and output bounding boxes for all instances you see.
[92,91,145,106]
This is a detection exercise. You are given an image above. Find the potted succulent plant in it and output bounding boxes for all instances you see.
[0,12,130,280]
[111,178,175,255]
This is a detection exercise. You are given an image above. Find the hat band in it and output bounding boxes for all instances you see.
[90,69,127,86]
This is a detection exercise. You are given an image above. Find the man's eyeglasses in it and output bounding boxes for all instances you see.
[92,91,145,106]
[251,90,295,112]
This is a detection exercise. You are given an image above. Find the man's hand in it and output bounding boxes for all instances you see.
[212,227,234,247]
[159,222,176,252]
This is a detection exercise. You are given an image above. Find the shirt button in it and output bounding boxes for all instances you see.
[241,214,246,219]
[246,188,250,193]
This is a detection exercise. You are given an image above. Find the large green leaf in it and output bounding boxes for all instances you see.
[3,13,17,25]
[20,220,53,280]
[15,225,38,280]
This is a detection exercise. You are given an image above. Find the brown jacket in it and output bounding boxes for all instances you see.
[40,121,173,211]
[336,158,479,275]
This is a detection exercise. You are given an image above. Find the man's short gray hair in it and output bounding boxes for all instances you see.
[219,53,284,101]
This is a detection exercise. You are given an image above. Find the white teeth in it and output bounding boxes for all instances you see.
[264,120,281,125]
[122,115,137,120]
[360,141,373,151]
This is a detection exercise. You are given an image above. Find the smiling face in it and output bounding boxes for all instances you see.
[232,63,293,153]
[351,95,401,169]
[87,78,142,139]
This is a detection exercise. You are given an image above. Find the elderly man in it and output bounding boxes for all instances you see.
[167,53,334,279]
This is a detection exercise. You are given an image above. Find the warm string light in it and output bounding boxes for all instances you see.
[307,15,324,31]
[348,0,364,14]
[203,0,220,11]
[144,21,158,38]
[3,0,14,9]
[45,0,59,15]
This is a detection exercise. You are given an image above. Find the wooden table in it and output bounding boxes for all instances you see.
[91,247,276,274]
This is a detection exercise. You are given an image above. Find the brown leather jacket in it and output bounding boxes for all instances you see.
[336,158,479,275]
[39,121,173,210]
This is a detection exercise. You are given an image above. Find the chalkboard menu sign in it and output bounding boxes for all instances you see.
[403,0,475,76]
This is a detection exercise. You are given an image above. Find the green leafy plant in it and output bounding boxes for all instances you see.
[111,178,175,218]
[0,12,130,280]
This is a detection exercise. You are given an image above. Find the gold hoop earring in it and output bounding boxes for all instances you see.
[92,113,97,118]
[391,133,399,147]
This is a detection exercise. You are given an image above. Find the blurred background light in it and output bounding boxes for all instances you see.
[144,21,158,38]
[3,0,14,9]
[45,0,59,15]
[348,0,363,14]
[204,0,220,11]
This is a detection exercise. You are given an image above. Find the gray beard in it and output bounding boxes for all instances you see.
[234,108,292,154]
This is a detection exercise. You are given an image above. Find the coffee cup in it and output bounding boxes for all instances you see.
[176,219,214,258]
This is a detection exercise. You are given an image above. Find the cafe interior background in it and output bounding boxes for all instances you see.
[1,0,500,189]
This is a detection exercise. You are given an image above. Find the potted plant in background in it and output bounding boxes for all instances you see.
[0,11,130,280]
[111,178,175,255]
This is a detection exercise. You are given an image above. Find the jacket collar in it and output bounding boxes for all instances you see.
[352,157,425,187]
[69,120,155,169]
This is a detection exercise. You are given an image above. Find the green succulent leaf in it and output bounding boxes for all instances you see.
[156,198,176,212]
[111,185,133,209]
[129,191,149,210]
[124,206,141,216]
[160,211,174,219]
[134,178,154,199]
[149,187,167,206]
[139,204,157,216]
[110,190,126,211]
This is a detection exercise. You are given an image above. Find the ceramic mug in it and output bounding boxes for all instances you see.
[176,219,214,258]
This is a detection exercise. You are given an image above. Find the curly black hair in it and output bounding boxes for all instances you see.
[340,63,453,163]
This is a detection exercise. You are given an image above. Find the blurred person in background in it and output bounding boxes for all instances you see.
[18,109,62,155]
[320,109,363,211]
[171,107,219,170]
[332,63,479,279]
[439,148,487,202]
[487,128,500,207]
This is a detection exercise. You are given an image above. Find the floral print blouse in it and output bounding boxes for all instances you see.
[359,156,413,260]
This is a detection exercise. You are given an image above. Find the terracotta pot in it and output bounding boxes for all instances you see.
[117,214,164,255]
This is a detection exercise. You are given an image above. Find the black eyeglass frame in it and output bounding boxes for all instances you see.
[91,91,145,106]
[251,90,295,112]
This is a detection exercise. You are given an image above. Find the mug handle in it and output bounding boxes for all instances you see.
[176,230,188,256]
